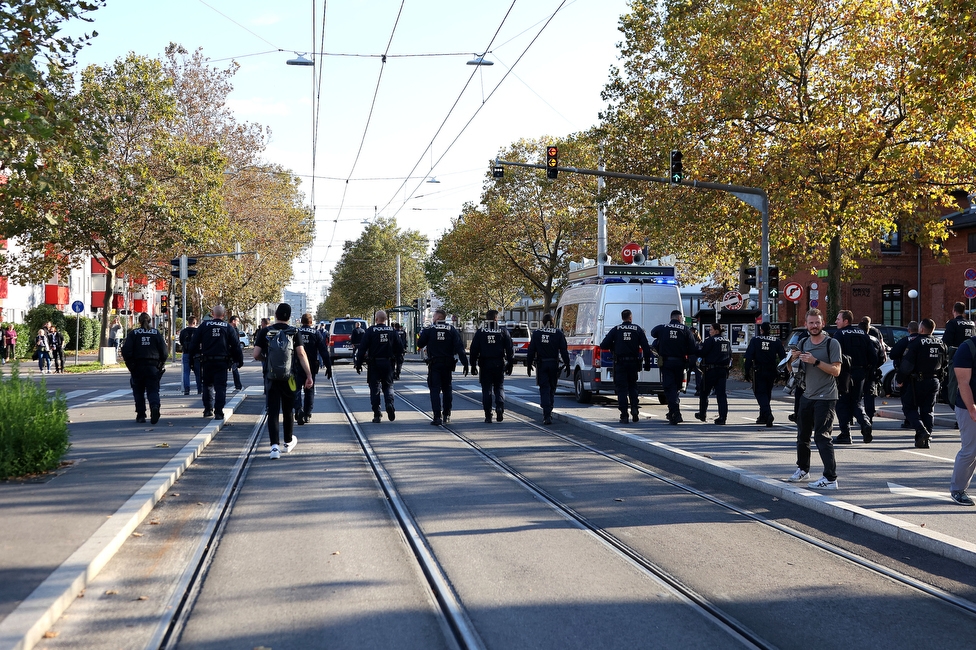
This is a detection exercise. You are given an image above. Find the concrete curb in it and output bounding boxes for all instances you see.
[506,394,976,569]
[0,389,255,650]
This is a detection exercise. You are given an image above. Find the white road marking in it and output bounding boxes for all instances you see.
[887,482,953,502]
[902,450,955,463]
[72,389,131,409]
[61,389,97,400]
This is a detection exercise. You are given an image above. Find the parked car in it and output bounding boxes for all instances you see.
[506,323,531,365]
[239,332,251,348]
[328,317,368,360]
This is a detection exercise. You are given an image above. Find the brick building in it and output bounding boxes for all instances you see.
[777,193,976,327]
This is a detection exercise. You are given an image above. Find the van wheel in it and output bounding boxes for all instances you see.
[574,370,592,404]
[883,372,900,397]
[657,394,667,405]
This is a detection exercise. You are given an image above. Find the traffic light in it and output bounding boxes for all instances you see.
[170,258,181,278]
[174,293,182,314]
[546,145,558,179]
[160,294,169,314]
[767,266,779,299]
[170,256,198,280]
[492,163,504,179]
[186,257,197,278]
[745,266,758,287]
[669,150,683,183]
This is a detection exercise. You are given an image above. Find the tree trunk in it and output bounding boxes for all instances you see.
[828,232,842,321]
[100,265,118,348]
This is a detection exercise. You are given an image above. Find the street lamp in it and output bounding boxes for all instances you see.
[908,289,918,323]
[466,54,494,66]
[286,53,314,67]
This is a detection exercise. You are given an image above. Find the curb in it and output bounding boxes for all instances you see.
[0,389,255,650]
[505,394,976,569]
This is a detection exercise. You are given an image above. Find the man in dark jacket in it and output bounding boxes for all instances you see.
[294,313,332,424]
[651,310,698,425]
[833,310,878,444]
[526,313,570,425]
[469,310,515,423]
[418,309,468,425]
[600,309,653,424]
[189,305,244,420]
[744,322,786,427]
[122,312,168,424]
[696,323,733,425]
[355,310,404,423]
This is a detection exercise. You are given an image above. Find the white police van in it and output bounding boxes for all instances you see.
[555,264,683,403]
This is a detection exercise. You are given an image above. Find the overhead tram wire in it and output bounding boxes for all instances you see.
[385,0,569,222]
[374,0,520,220]
[309,0,329,299]
[196,0,283,50]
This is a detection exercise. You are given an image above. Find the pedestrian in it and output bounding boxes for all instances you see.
[744,322,787,427]
[787,309,842,490]
[0,323,6,364]
[896,318,947,449]
[526,313,570,425]
[860,319,887,421]
[48,324,65,373]
[179,316,201,395]
[833,310,878,444]
[691,328,704,397]
[394,322,408,380]
[252,303,313,459]
[650,309,698,425]
[108,316,123,353]
[469,309,515,423]
[695,323,733,425]
[4,323,16,363]
[294,313,332,424]
[943,302,976,350]
[891,322,920,429]
[599,309,653,424]
[228,315,245,391]
[257,317,271,393]
[417,308,468,426]
[355,310,404,423]
[350,320,365,357]
[35,327,51,373]
[189,304,243,420]
[121,312,168,424]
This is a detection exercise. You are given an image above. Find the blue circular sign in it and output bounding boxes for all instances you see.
[967,268,976,281]
[809,299,819,309]
[71,300,84,314]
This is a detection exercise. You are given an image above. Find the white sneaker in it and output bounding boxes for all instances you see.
[787,468,810,482]
[809,476,838,490]
[269,445,281,460]
[284,436,298,453]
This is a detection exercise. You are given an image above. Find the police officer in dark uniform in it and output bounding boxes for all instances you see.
[355,309,404,423]
[189,304,243,420]
[350,321,365,357]
[470,309,515,423]
[695,323,733,424]
[891,321,919,429]
[418,308,467,425]
[861,321,887,421]
[121,312,168,424]
[744,322,786,427]
[526,313,570,425]
[294,313,332,425]
[179,316,201,395]
[394,322,408,380]
[833,310,878,443]
[651,310,698,425]
[897,318,947,448]
[943,302,976,349]
[600,309,653,424]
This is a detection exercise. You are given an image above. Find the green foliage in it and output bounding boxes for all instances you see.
[26,304,68,342]
[63,315,100,350]
[11,324,32,359]
[0,363,70,479]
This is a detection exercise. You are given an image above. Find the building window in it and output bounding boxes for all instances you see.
[881,225,902,253]
[882,286,903,326]
[968,232,976,253]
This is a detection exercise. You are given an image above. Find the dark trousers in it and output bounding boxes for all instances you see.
[52,349,65,372]
[293,368,316,416]
[266,378,296,447]
[836,368,869,436]
[129,364,162,418]
[232,362,242,390]
[698,367,728,419]
[796,395,838,481]
[201,360,229,414]
[661,363,685,417]
[427,361,454,415]
[613,361,641,415]
[183,355,202,393]
[903,378,939,441]
[753,369,777,422]
[367,359,395,412]
[479,361,506,412]
[537,360,559,417]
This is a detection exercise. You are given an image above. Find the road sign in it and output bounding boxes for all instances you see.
[965,280,976,287]
[810,299,819,309]
[783,282,803,302]
[719,290,743,310]
[966,287,976,300]
[71,301,84,314]
[966,268,976,281]
[621,242,642,263]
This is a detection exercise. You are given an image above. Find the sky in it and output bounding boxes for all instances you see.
[64,0,634,303]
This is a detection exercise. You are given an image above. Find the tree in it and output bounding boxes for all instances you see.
[324,219,427,319]
[601,0,976,316]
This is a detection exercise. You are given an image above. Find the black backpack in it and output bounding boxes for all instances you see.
[267,328,296,381]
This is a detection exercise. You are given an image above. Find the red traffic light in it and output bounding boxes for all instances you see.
[546,145,558,179]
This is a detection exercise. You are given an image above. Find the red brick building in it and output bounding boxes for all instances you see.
[777,193,976,327]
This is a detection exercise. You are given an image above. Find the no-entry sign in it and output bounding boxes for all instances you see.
[783,282,804,302]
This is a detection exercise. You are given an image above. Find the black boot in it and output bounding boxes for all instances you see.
[485,410,492,423]
[431,411,442,426]
[387,406,395,422]
[372,410,381,423]
[631,410,640,423]
[619,412,629,424]
[496,409,504,422]
[443,411,451,424]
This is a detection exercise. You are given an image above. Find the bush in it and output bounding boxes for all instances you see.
[64,315,100,351]
[0,362,70,479]
[13,323,32,360]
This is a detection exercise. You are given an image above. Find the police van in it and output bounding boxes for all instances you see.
[555,264,683,403]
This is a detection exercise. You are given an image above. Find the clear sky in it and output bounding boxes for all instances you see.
[65,0,634,302]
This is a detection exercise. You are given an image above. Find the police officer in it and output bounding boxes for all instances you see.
[469,309,515,423]
[833,310,878,444]
[350,320,365,357]
[526,313,570,425]
[744,322,786,427]
[861,319,887,421]
[943,302,976,349]
[651,310,698,425]
[355,310,404,423]
[121,312,168,424]
[189,304,244,420]
[600,309,653,424]
[418,308,467,425]
[179,316,201,395]
[394,322,408,380]
[891,321,920,429]
[294,312,332,425]
[228,315,245,391]
[695,323,733,424]
[897,318,947,449]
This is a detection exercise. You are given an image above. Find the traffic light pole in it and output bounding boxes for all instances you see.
[494,158,772,321]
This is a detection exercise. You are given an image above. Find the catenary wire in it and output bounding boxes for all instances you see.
[196,0,283,50]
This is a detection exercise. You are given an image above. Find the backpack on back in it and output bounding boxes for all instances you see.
[946,339,976,409]
[267,327,296,381]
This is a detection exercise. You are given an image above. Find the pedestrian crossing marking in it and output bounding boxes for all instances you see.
[72,389,131,408]
[62,389,97,400]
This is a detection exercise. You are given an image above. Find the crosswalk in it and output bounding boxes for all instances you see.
[54,382,197,409]
[349,383,533,396]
